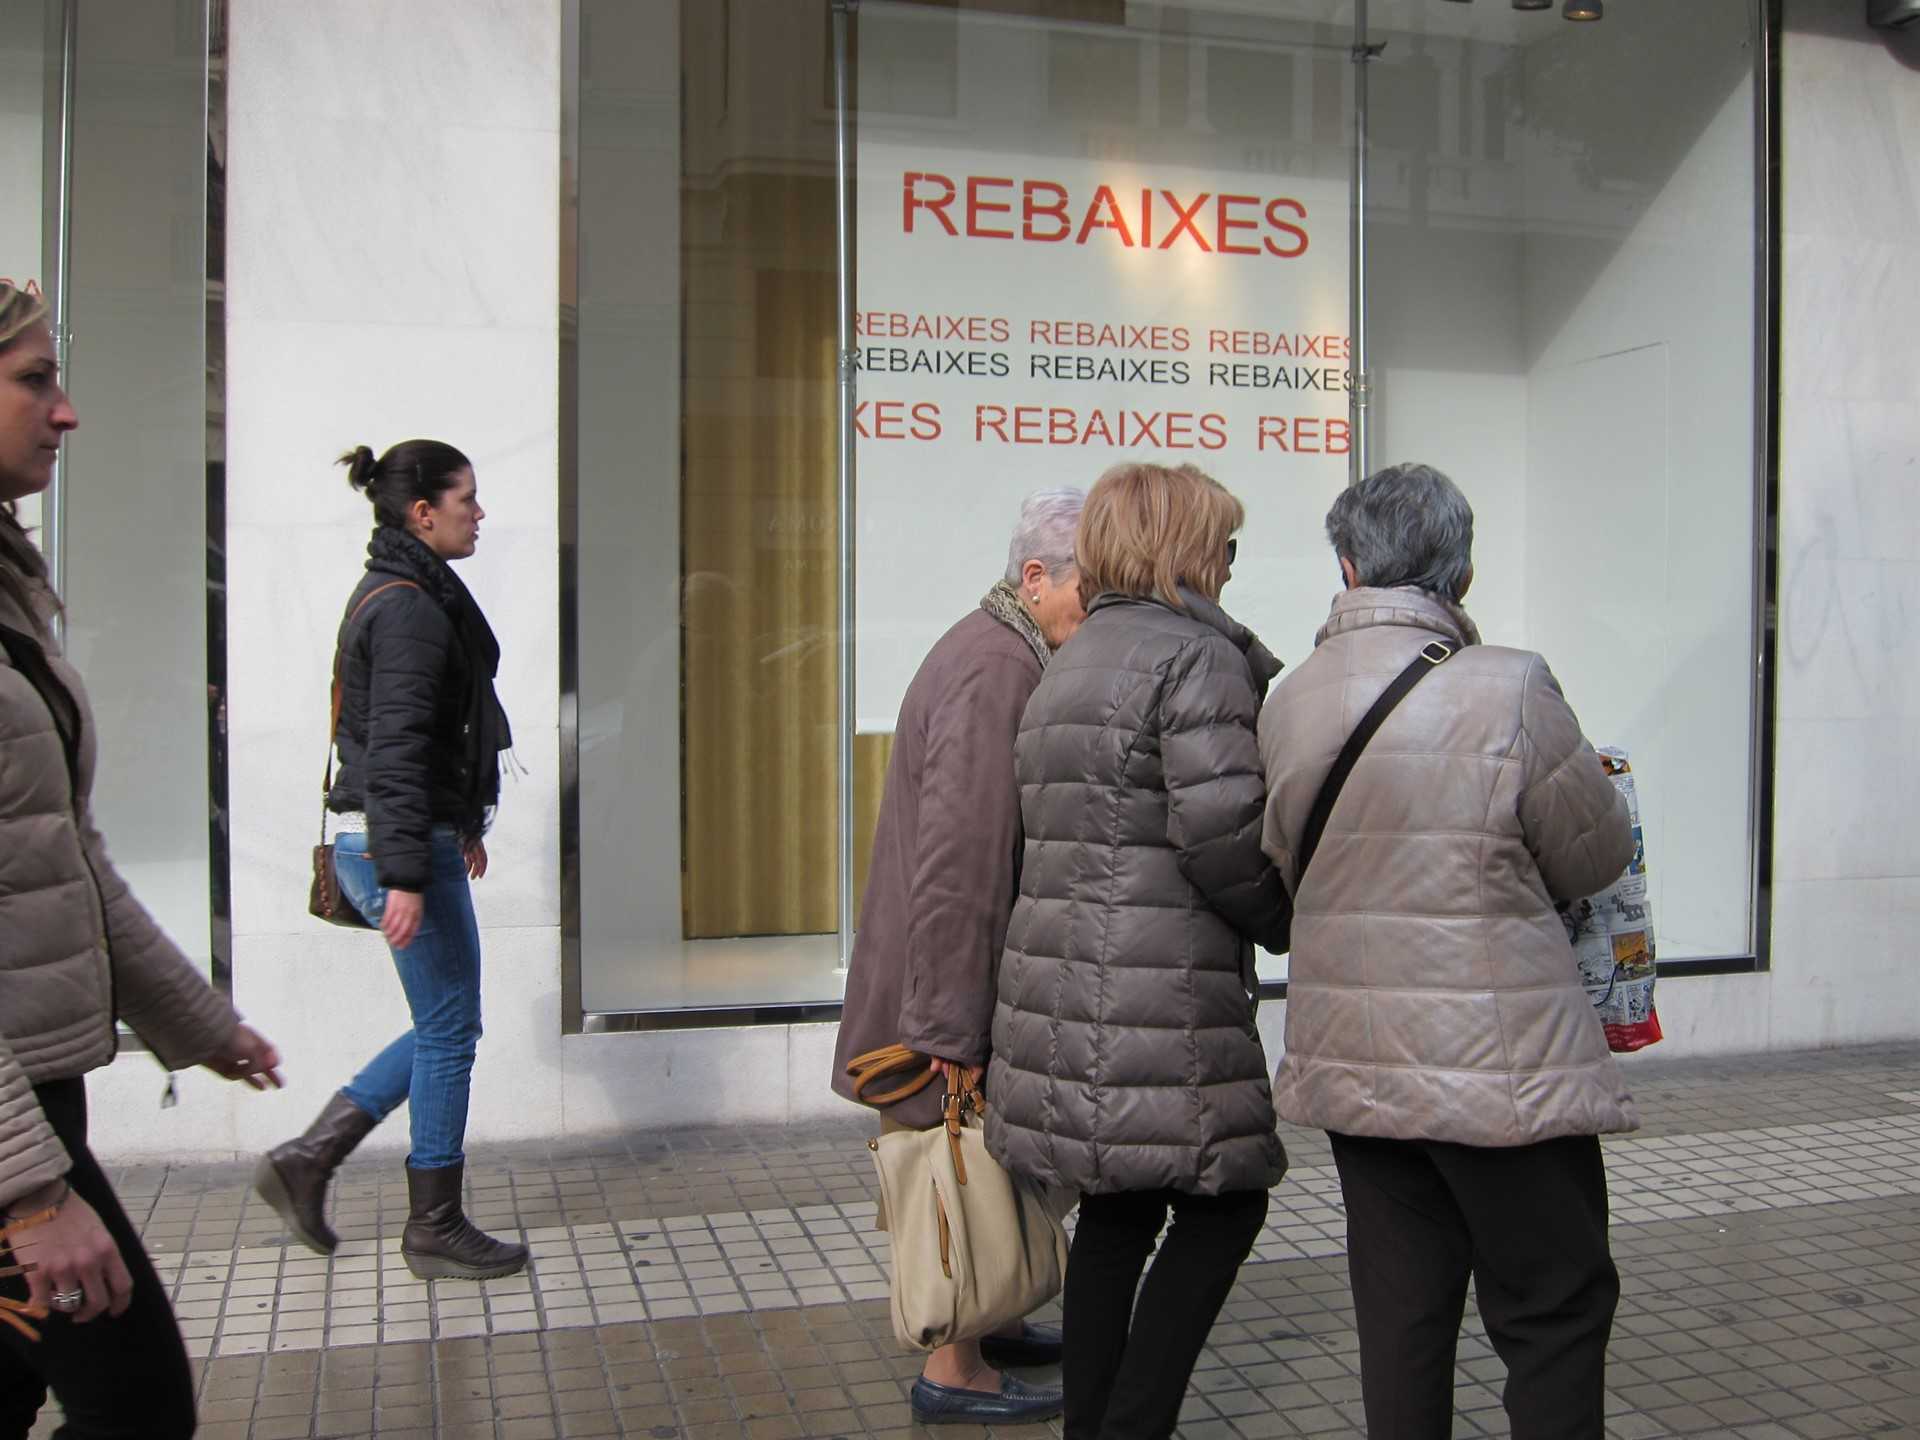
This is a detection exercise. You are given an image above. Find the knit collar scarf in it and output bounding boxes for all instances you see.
[364,526,513,823]
[980,578,1053,668]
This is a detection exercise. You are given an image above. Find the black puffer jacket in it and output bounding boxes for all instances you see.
[328,528,510,891]
[986,590,1291,1197]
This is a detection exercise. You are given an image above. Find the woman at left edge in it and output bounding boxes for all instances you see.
[0,276,284,1440]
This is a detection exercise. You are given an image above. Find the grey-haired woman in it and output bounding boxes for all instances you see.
[1258,461,1636,1440]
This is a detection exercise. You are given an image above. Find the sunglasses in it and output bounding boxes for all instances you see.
[1226,538,1238,566]
[0,278,43,300]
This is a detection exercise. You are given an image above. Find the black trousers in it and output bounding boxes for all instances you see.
[0,1080,197,1440]
[1330,1131,1619,1440]
[1061,1186,1269,1440]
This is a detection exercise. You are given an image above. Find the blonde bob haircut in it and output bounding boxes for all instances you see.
[0,279,49,351]
[1075,461,1244,608]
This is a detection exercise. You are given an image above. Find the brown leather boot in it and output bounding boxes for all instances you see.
[400,1161,529,1281]
[253,1092,378,1255]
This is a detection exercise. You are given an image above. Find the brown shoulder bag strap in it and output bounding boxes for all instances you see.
[320,580,422,843]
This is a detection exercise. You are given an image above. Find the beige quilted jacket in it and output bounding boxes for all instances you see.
[0,566,239,1207]
[1257,587,1638,1148]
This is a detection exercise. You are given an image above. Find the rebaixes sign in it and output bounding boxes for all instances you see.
[900,171,1311,258]
[854,138,1349,730]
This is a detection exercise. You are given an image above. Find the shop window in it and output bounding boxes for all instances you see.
[567,0,1766,1021]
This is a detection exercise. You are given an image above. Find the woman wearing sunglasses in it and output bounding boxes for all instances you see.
[987,460,1292,1440]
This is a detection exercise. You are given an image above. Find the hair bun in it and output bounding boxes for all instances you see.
[336,444,380,495]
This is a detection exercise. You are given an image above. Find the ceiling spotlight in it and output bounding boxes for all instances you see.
[1563,0,1602,15]
[1511,0,1552,10]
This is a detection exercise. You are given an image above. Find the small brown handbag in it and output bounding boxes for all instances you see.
[308,580,419,928]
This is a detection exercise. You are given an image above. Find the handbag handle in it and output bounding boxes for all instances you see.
[845,1044,940,1107]
[1296,639,1457,883]
[941,1069,985,1187]
[320,580,421,845]
[848,1045,985,1189]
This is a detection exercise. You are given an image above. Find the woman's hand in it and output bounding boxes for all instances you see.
[201,1023,285,1091]
[463,839,488,881]
[382,889,424,950]
[5,1186,133,1324]
[929,1057,984,1093]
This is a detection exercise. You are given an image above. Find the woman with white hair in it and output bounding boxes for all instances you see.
[831,486,1086,1427]
[1257,461,1637,1440]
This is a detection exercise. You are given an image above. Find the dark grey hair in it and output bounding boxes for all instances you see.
[1325,462,1475,601]
[1004,486,1085,584]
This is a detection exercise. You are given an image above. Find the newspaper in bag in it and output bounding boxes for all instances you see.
[1558,747,1663,1053]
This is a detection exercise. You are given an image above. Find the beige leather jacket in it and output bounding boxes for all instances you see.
[0,566,239,1206]
[1257,587,1638,1148]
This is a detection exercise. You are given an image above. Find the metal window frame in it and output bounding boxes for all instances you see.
[205,0,233,998]
[558,0,583,1035]
[558,0,1781,1031]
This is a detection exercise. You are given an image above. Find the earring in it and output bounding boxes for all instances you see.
[1030,593,1040,603]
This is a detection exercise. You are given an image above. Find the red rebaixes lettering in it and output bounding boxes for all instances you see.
[903,172,1309,259]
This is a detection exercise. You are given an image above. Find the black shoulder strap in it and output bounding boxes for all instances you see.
[1296,639,1457,884]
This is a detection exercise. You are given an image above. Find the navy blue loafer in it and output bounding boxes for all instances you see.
[910,1372,1064,1426]
[979,1321,1064,1369]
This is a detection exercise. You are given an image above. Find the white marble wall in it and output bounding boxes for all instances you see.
[1763,6,1920,1048]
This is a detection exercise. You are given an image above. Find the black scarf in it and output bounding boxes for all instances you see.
[365,526,512,827]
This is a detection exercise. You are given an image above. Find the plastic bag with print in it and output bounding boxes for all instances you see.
[1559,748,1663,1053]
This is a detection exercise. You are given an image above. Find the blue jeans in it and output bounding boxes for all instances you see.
[333,826,482,1169]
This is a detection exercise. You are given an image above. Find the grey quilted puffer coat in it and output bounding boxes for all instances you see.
[1258,587,1638,1149]
[986,590,1292,1197]
[0,561,240,1208]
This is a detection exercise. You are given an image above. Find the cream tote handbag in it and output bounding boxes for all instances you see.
[850,1048,1070,1352]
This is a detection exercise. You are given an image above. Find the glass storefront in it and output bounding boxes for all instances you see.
[569,0,1766,1018]
[572,0,851,1013]
[1,0,219,985]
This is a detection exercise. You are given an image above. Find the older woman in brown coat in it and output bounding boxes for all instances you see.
[831,486,1086,1427]
[1258,462,1636,1440]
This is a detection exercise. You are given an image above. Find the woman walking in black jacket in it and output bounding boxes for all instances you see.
[254,439,525,1280]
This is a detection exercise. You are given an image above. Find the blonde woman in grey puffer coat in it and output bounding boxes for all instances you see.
[0,280,283,1440]
[988,461,1291,1440]
[1258,462,1636,1440]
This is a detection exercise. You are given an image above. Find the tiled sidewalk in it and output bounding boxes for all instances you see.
[28,1043,1920,1438]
